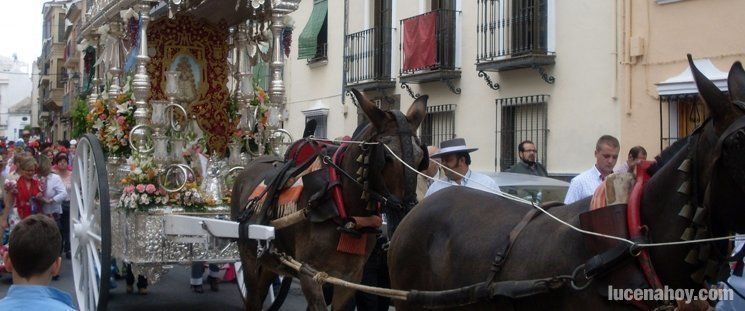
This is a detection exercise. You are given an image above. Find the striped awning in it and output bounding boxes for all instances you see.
[297,0,328,59]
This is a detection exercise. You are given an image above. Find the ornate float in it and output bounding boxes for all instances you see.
[71,1,300,310]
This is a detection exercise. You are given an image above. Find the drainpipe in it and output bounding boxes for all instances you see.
[623,0,633,115]
[342,0,349,108]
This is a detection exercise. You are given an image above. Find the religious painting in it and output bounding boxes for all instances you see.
[147,16,232,153]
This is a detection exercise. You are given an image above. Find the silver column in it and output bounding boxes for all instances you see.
[130,2,152,154]
[267,0,300,108]
[107,21,123,109]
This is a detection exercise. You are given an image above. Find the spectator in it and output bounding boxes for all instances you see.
[1,156,42,231]
[425,138,499,197]
[0,215,76,310]
[506,140,548,177]
[38,156,67,271]
[564,135,620,205]
[614,145,647,174]
[52,153,71,259]
[190,262,221,293]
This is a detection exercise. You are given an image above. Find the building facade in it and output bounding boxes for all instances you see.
[284,0,619,175]
[37,0,69,141]
[0,54,32,140]
[617,0,745,157]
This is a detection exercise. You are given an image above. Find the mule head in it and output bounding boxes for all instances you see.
[350,88,428,210]
[688,55,745,233]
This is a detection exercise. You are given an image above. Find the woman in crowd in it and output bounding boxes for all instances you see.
[53,153,72,258]
[0,156,41,231]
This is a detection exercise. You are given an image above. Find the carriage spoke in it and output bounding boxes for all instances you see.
[86,245,100,305]
[87,231,101,243]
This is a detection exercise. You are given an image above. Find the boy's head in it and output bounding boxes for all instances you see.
[4,215,61,283]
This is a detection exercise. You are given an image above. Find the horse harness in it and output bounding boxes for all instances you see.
[408,115,745,309]
[237,111,427,240]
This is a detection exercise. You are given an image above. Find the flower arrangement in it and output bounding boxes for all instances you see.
[170,182,213,212]
[118,183,169,211]
[86,91,135,158]
[118,156,168,211]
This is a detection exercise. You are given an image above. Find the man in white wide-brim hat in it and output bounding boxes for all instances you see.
[424,138,499,197]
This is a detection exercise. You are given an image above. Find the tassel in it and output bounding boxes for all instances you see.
[692,207,706,225]
[677,181,690,195]
[356,177,364,183]
[684,248,699,264]
[356,154,364,163]
[680,227,695,241]
[364,155,370,165]
[678,204,694,219]
[678,159,691,173]
[691,268,706,283]
[360,191,367,200]
[694,226,709,240]
[356,168,364,176]
[698,244,711,262]
[705,260,718,280]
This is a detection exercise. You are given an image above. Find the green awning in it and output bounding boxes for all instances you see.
[297,0,328,59]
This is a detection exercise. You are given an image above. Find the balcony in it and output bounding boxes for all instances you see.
[476,0,554,72]
[345,27,395,91]
[399,9,461,88]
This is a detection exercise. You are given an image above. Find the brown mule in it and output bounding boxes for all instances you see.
[388,56,745,310]
[231,88,428,310]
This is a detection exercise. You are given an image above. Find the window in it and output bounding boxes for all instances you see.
[298,0,328,62]
[659,94,708,149]
[477,0,553,62]
[57,62,67,88]
[58,13,66,43]
[303,108,329,138]
[420,104,456,147]
[497,95,548,171]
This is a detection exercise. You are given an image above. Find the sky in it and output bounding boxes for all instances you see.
[0,0,46,72]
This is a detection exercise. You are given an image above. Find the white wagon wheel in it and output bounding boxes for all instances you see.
[70,134,111,311]
[235,262,248,302]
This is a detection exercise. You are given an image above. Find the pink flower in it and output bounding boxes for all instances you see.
[99,114,107,120]
[124,185,135,193]
[117,116,126,125]
[145,184,156,194]
[136,184,146,193]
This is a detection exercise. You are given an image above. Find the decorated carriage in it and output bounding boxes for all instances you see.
[70,1,299,310]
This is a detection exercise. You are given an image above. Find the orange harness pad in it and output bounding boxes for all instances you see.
[248,159,323,218]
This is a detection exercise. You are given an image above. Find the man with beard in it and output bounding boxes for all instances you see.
[506,140,548,177]
[424,138,499,197]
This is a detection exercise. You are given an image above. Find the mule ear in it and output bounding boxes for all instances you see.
[727,61,745,103]
[351,88,387,129]
[688,54,731,127]
[406,95,428,132]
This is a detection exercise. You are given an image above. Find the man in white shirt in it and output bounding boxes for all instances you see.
[564,135,620,204]
[425,138,499,197]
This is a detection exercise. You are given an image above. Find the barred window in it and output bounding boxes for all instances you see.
[497,95,548,171]
[659,94,708,150]
[304,108,329,139]
[420,104,456,147]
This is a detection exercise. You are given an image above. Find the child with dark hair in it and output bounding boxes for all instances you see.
[0,215,75,310]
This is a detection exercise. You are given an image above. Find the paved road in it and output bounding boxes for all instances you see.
[0,258,309,310]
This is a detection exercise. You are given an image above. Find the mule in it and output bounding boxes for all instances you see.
[388,56,745,310]
[231,89,428,310]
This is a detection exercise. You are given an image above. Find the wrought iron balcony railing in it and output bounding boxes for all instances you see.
[345,27,394,89]
[399,9,460,76]
[476,0,554,72]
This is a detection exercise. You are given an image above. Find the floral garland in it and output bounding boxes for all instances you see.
[86,91,135,158]
[169,182,212,212]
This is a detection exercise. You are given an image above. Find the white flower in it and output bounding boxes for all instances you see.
[116,102,130,114]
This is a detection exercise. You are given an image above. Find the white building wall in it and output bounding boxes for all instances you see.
[285,0,619,175]
[7,113,31,142]
[0,55,32,139]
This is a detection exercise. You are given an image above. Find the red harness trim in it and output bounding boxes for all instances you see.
[627,160,664,290]
[329,138,350,219]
